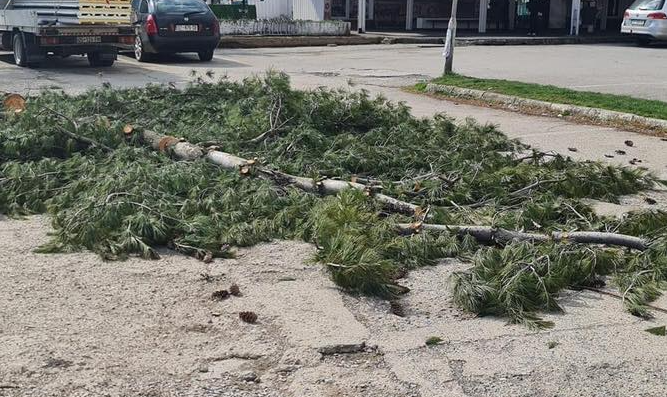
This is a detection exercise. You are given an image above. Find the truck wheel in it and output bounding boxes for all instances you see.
[12,33,43,67]
[198,49,214,62]
[13,34,28,67]
[134,36,151,62]
[87,52,115,67]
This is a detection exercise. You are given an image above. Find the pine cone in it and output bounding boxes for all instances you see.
[229,284,241,296]
[239,311,258,324]
[389,300,405,317]
[211,290,229,301]
[392,267,408,280]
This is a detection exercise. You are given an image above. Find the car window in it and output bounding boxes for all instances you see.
[628,0,665,10]
[139,0,149,13]
[155,0,209,13]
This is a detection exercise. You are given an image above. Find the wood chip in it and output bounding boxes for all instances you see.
[3,93,26,112]
[157,136,180,152]
[318,342,366,355]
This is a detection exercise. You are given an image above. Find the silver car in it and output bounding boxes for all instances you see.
[621,0,667,44]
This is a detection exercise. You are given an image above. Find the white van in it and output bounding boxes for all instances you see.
[621,0,667,44]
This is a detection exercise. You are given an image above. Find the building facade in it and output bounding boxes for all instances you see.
[326,0,634,33]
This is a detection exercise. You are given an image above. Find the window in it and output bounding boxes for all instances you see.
[140,0,149,13]
[155,0,209,13]
[628,0,665,10]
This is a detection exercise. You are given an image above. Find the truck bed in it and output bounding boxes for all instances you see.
[1,10,133,37]
[0,10,41,32]
[1,1,132,32]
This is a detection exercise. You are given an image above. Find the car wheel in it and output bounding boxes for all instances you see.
[198,49,214,62]
[87,52,115,67]
[13,34,28,67]
[135,36,152,62]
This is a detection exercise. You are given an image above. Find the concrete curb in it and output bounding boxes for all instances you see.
[219,35,383,48]
[219,34,632,49]
[455,35,634,46]
[425,83,667,132]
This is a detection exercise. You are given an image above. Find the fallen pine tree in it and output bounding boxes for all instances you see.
[138,128,649,252]
[1,72,666,327]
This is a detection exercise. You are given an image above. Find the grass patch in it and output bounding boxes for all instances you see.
[422,74,667,121]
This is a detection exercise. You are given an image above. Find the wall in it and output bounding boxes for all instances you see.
[549,0,568,28]
[292,0,325,20]
[254,0,292,19]
[219,18,351,34]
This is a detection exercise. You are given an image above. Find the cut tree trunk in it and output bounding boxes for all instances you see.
[138,130,421,214]
[397,223,648,251]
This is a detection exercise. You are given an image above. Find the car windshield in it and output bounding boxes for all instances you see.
[155,0,209,13]
[628,0,665,10]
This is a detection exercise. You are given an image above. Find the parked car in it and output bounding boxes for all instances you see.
[621,0,667,45]
[131,0,220,62]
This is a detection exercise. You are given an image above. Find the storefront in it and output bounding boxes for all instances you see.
[328,0,634,33]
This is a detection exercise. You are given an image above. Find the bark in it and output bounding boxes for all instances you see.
[141,130,203,160]
[139,130,421,214]
[397,223,648,251]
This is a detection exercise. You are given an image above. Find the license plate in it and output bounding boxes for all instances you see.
[76,36,102,44]
[175,24,198,32]
[631,19,645,26]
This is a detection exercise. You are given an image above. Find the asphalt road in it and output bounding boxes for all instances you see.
[0,43,665,100]
[0,44,666,177]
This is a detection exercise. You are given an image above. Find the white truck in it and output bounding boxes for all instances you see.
[0,0,135,67]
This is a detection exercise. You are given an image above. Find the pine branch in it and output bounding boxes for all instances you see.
[40,105,113,152]
[397,223,648,251]
[579,286,667,315]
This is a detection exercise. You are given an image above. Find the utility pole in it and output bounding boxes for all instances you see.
[443,0,459,74]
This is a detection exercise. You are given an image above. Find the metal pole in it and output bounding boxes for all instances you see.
[444,0,459,74]
[358,0,366,33]
[570,0,581,35]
